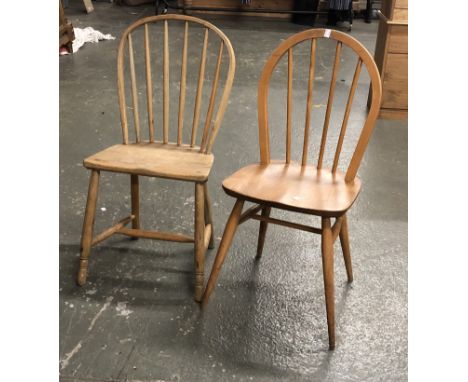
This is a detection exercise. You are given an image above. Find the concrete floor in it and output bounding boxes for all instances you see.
[60,2,407,381]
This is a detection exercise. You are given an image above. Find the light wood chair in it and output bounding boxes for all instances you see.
[77,15,235,302]
[202,29,382,349]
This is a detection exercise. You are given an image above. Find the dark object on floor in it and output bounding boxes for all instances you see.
[365,0,382,23]
[326,0,354,29]
[202,28,382,351]
[59,0,75,54]
[77,15,235,303]
[292,0,320,26]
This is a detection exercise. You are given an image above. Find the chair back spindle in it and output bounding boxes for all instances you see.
[116,15,235,153]
[286,48,293,164]
[302,38,316,167]
[200,41,224,153]
[177,21,189,146]
[191,28,209,147]
[128,33,141,142]
[144,24,155,142]
[163,20,170,144]
[317,41,341,169]
[257,29,382,183]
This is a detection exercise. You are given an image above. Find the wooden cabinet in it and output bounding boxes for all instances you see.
[371,0,408,119]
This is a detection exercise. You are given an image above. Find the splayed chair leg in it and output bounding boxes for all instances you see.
[321,217,335,350]
[256,206,271,259]
[339,214,353,282]
[202,199,244,305]
[77,170,100,286]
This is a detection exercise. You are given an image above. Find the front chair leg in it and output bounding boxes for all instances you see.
[77,170,100,286]
[256,206,271,259]
[339,214,353,282]
[321,217,336,350]
[203,183,215,249]
[194,183,206,302]
[202,198,245,305]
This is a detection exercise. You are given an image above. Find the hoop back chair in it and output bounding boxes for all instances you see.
[77,15,235,302]
[202,29,382,349]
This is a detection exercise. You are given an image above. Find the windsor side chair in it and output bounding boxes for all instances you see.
[202,29,382,349]
[77,15,235,302]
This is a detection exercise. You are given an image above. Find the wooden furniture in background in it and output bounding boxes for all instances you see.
[202,29,382,350]
[371,0,407,119]
[77,15,235,302]
[59,0,75,53]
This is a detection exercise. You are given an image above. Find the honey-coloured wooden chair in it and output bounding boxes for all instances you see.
[202,29,382,349]
[77,15,235,302]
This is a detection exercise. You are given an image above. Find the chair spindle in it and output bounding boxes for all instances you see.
[286,48,293,164]
[128,33,141,142]
[302,38,316,166]
[318,41,342,169]
[178,22,189,146]
[163,20,169,143]
[144,24,155,142]
[191,28,209,147]
[332,58,362,173]
[200,41,224,152]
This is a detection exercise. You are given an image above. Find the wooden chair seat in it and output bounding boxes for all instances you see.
[222,161,361,217]
[84,142,214,182]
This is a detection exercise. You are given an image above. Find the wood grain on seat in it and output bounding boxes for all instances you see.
[222,161,361,216]
[84,142,214,182]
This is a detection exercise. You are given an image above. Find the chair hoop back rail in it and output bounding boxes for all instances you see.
[78,15,236,302]
[202,29,382,350]
[117,14,236,154]
[258,28,382,182]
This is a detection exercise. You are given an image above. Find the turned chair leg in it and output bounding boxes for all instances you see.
[130,175,140,237]
[339,214,353,282]
[194,183,206,302]
[321,217,336,350]
[203,183,215,249]
[256,206,271,259]
[202,198,245,305]
[77,170,100,286]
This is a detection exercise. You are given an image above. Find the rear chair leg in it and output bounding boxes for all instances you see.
[202,199,245,305]
[194,183,206,302]
[339,214,353,282]
[77,170,100,286]
[130,175,140,237]
[203,183,215,249]
[321,217,336,350]
[256,206,271,259]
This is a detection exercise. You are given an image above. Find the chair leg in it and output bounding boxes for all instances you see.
[130,175,140,234]
[321,217,335,350]
[339,214,353,282]
[194,183,206,302]
[203,183,215,249]
[202,198,244,305]
[77,170,100,286]
[256,206,271,259]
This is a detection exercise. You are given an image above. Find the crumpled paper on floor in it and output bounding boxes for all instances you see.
[72,27,115,53]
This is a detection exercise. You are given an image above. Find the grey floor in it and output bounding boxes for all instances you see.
[60,2,407,381]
